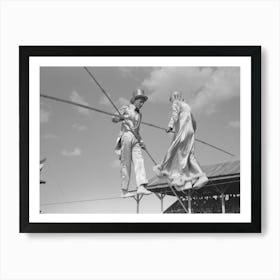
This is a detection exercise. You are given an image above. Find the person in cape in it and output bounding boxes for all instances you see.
[153,91,208,191]
[112,89,151,198]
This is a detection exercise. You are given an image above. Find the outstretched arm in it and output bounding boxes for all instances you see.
[112,105,128,123]
[112,114,124,123]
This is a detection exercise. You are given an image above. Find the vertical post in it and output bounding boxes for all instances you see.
[134,194,143,214]
[221,192,225,213]
[160,193,166,213]
[154,193,166,213]
[136,194,140,213]
[188,190,192,214]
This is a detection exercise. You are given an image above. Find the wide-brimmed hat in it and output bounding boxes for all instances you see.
[130,89,148,103]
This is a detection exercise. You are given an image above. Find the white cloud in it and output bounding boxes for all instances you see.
[118,97,130,106]
[191,67,240,114]
[229,120,240,128]
[99,96,130,107]
[142,67,213,103]
[72,123,87,131]
[61,147,82,157]
[70,91,91,117]
[142,67,240,115]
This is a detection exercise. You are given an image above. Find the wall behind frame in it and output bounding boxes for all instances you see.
[0,0,279,279]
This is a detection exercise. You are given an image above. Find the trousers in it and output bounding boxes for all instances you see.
[120,132,148,190]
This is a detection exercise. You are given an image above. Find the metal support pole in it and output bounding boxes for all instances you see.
[154,193,166,213]
[221,192,226,213]
[133,194,143,214]
[170,186,188,213]
[136,195,140,213]
[188,190,192,214]
[160,194,164,213]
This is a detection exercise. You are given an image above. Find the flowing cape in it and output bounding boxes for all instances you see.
[154,100,205,187]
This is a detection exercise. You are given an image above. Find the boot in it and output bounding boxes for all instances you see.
[137,185,152,195]
[176,181,192,192]
[121,189,135,198]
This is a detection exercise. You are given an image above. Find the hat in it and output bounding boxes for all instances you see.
[130,89,148,103]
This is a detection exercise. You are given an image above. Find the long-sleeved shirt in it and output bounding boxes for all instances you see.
[113,104,143,155]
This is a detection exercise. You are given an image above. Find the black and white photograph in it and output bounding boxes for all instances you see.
[20,46,260,232]
[40,66,240,214]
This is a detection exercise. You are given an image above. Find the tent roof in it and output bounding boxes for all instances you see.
[202,160,240,178]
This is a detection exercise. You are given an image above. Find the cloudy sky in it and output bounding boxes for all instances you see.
[40,66,240,213]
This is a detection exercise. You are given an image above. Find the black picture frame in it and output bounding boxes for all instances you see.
[20,46,261,233]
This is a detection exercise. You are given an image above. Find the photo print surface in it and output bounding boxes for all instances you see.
[40,66,240,215]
